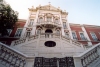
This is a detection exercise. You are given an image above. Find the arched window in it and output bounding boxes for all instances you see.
[47,17,52,22]
[45,29,53,38]
[63,22,67,29]
[55,19,59,23]
[39,17,43,23]
[29,19,34,26]
[65,32,69,38]
[37,29,41,34]
[26,31,31,37]
[56,30,60,35]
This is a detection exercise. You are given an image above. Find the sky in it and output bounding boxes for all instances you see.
[5,0,100,25]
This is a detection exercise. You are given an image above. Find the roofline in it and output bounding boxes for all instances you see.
[18,19,26,22]
[69,23,100,28]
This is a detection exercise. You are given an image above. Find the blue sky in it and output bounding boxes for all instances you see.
[6,0,100,25]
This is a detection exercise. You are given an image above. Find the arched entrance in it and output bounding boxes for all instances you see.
[45,29,53,33]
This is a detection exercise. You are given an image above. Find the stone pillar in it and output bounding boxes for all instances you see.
[81,25,92,46]
[26,58,35,67]
[31,10,40,35]
[59,14,65,36]
[73,57,83,67]
[67,22,73,39]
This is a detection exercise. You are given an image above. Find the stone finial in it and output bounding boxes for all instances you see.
[39,4,41,6]
[48,2,51,5]
[32,6,34,9]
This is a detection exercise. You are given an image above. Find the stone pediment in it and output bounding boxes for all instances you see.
[36,4,62,11]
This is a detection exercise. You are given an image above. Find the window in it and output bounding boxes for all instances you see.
[65,32,69,38]
[15,29,22,37]
[90,32,98,41]
[55,19,59,23]
[37,29,41,34]
[47,17,52,22]
[79,32,86,40]
[63,22,67,29]
[56,30,60,35]
[39,17,43,23]
[45,41,56,47]
[29,19,34,26]
[26,31,31,37]
[72,31,77,40]
[7,29,12,36]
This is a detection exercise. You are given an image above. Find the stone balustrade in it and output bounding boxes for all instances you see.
[0,42,27,67]
[72,40,82,47]
[37,21,61,27]
[11,38,26,46]
[74,43,100,67]
[28,35,38,41]
[11,33,83,48]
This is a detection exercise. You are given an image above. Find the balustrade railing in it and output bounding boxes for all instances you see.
[74,43,100,67]
[72,40,82,47]
[0,42,27,67]
[28,35,38,41]
[11,38,26,46]
[37,21,61,27]
[11,33,83,48]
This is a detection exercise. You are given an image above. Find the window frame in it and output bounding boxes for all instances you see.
[72,31,78,40]
[65,32,69,38]
[63,22,67,29]
[39,17,43,23]
[90,32,98,41]
[47,17,52,22]
[37,29,41,35]
[29,19,34,26]
[26,31,31,37]
[7,29,12,36]
[14,28,23,37]
[79,32,86,40]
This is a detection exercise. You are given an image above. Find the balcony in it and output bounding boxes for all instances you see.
[37,21,62,28]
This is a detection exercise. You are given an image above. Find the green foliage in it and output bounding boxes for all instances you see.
[0,3,18,36]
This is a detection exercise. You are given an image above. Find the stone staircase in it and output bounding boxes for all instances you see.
[0,37,100,67]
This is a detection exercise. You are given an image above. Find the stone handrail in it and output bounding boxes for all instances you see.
[11,38,26,46]
[11,33,83,47]
[0,42,27,67]
[71,40,82,47]
[40,33,60,38]
[74,43,100,67]
[28,35,38,41]
[37,21,61,27]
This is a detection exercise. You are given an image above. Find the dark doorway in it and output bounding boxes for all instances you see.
[45,29,53,33]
